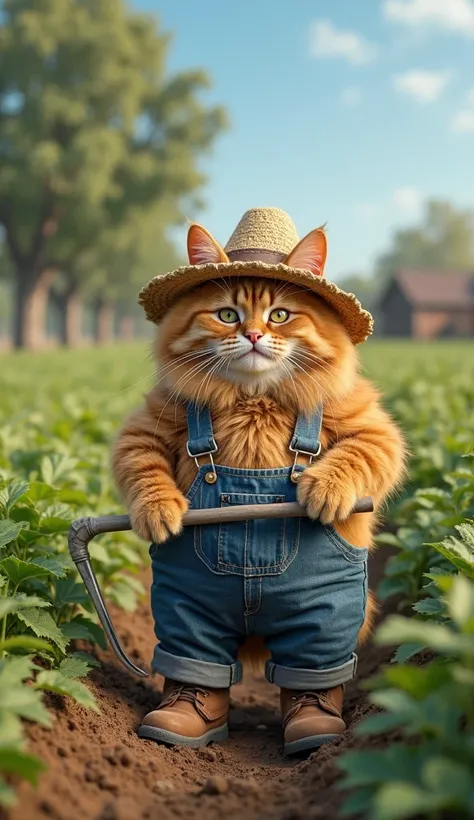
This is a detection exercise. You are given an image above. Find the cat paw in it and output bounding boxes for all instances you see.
[297,465,358,524]
[130,489,189,544]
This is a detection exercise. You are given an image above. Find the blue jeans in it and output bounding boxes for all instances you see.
[150,403,368,691]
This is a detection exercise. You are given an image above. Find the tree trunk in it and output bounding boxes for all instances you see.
[118,315,134,340]
[55,288,83,347]
[13,268,56,350]
[94,299,115,345]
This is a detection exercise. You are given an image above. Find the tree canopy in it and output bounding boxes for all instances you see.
[0,0,227,347]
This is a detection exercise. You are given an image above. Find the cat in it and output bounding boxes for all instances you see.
[112,224,406,671]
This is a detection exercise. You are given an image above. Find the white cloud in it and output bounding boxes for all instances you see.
[452,110,474,132]
[452,87,474,132]
[310,20,378,65]
[393,69,452,102]
[340,86,362,107]
[383,0,474,36]
[393,187,423,214]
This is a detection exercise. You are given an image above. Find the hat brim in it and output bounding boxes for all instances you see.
[138,261,374,345]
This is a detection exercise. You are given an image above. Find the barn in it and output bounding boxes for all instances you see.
[378,269,474,339]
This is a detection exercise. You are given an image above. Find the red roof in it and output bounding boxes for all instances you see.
[393,269,474,309]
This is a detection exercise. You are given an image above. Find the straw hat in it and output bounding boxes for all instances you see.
[138,207,373,344]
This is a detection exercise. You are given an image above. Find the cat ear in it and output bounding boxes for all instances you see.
[187,224,229,266]
[284,227,327,276]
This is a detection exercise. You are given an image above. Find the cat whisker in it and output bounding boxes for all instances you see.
[291,348,335,381]
[194,356,225,409]
[280,360,300,407]
[286,356,334,403]
[114,350,210,396]
[153,355,223,435]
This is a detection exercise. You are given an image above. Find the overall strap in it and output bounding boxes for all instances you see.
[185,402,218,458]
[290,403,323,459]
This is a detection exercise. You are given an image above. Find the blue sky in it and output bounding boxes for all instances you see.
[135,0,474,281]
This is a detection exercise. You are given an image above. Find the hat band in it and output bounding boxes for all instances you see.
[226,248,287,264]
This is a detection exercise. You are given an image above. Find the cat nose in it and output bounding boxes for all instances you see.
[245,330,263,345]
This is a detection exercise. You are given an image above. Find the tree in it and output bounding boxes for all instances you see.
[376,200,474,280]
[0,0,226,348]
[335,200,474,333]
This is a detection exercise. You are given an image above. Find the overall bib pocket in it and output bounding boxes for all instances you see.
[194,492,301,576]
[322,525,369,564]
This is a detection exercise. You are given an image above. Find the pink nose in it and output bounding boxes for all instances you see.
[245,330,263,345]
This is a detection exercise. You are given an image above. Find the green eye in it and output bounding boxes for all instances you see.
[218,308,239,324]
[269,308,289,324]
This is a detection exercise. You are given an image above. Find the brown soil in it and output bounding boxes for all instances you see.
[8,550,398,820]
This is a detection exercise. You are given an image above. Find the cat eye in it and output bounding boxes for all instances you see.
[218,308,239,324]
[269,308,289,324]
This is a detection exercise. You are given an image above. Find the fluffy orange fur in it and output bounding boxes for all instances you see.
[113,238,406,673]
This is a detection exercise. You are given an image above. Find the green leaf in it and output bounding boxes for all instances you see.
[373,783,441,820]
[370,689,415,714]
[0,749,46,784]
[0,556,50,584]
[447,575,474,626]
[339,786,373,817]
[25,482,57,502]
[0,480,29,513]
[338,747,420,788]
[392,643,426,664]
[0,655,34,685]
[375,616,474,656]
[61,618,106,649]
[385,558,414,577]
[375,533,402,548]
[412,598,444,615]
[57,488,89,506]
[38,517,71,534]
[354,712,408,737]
[422,757,472,797]
[0,519,29,549]
[33,556,69,578]
[59,656,91,679]
[0,594,51,619]
[107,579,139,612]
[55,577,89,606]
[17,608,68,653]
[0,711,24,748]
[382,662,452,699]
[377,578,408,600]
[0,636,54,655]
[0,778,17,808]
[34,670,99,711]
[429,533,474,579]
[70,651,101,669]
[0,659,51,726]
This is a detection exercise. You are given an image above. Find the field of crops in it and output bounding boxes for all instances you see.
[1,340,473,820]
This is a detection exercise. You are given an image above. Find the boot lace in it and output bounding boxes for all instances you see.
[159,684,209,710]
[284,690,340,727]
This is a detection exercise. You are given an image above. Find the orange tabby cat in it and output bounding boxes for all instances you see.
[112,229,406,671]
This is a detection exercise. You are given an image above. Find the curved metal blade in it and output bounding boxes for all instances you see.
[68,517,148,677]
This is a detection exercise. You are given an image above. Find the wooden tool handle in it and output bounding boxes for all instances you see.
[182,497,374,526]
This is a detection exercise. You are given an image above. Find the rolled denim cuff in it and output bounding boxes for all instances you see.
[152,645,242,688]
[265,653,358,689]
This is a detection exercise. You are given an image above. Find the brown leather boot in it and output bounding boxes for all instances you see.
[280,685,346,756]
[138,679,229,748]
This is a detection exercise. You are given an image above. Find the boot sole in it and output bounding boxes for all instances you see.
[284,733,339,756]
[137,724,229,748]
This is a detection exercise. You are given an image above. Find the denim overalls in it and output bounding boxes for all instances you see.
[150,402,368,690]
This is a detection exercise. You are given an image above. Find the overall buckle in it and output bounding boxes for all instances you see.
[186,439,218,483]
[289,441,321,483]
